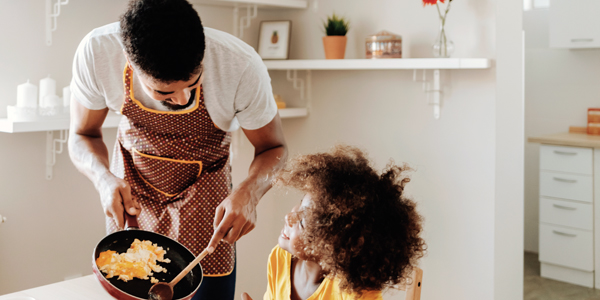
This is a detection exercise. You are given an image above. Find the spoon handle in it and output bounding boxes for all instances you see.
[171,248,209,286]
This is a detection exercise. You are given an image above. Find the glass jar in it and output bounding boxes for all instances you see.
[365,30,402,59]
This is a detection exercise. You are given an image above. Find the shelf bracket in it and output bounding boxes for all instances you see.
[46,129,68,180]
[233,4,258,39]
[282,70,311,113]
[413,69,442,119]
[45,0,69,46]
[286,70,306,101]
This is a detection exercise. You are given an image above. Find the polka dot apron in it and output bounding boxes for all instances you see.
[108,63,235,276]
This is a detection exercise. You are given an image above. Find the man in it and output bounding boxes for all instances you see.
[67,0,287,298]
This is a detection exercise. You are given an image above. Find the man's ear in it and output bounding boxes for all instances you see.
[123,49,134,71]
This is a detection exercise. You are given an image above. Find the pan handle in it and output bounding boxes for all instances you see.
[124,212,140,230]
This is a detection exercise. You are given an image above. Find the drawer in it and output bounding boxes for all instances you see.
[539,171,593,203]
[539,223,593,271]
[539,197,593,230]
[540,263,594,288]
[540,145,592,175]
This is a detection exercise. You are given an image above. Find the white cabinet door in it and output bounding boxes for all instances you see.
[549,0,600,48]
[539,171,594,202]
[540,145,593,175]
[540,197,593,230]
[539,224,594,271]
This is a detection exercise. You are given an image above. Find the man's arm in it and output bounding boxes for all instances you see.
[207,113,287,252]
[68,96,139,229]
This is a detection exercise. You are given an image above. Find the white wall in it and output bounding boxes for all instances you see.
[0,0,126,293]
[495,0,524,299]
[523,9,600,253]
[226,1,521,299]
[0,1,525,300]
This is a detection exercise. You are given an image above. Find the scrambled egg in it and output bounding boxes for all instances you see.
[96,239,171,283]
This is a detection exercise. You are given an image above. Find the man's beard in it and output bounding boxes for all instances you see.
[161,88,196,111]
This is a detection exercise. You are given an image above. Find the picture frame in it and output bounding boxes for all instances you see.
[257,20,292,60]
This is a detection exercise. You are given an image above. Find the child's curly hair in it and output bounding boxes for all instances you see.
[275,145,426,295]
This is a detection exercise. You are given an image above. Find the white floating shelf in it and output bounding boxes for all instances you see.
[279,107,308,118]
[191,0,307,9]
[0,113,123,133]
[263,58,492,70]
[0,108,305,134]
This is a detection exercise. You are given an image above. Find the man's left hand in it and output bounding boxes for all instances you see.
[206,114,287,253]
[207,188,257,253]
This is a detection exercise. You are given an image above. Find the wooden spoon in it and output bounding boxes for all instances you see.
[148,248,210,300]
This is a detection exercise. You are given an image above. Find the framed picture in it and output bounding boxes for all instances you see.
[258,20,292,60]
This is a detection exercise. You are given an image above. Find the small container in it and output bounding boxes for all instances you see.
[365,30,402,59]
[587,108,600,135]
[39,75,56,107]
[16,80,38,108]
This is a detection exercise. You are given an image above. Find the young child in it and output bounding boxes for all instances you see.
[242,145,426,300]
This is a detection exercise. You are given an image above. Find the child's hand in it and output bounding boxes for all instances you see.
[241,292,254,300]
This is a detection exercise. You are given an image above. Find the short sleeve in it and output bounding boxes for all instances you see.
[70,32,107,110]
[234,59,277,130]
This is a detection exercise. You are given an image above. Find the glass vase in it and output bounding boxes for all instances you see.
[432,23,454,58]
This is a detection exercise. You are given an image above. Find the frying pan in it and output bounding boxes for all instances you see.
[93,214,203,300]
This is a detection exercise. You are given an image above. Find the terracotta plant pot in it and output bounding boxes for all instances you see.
[322,36,347,59]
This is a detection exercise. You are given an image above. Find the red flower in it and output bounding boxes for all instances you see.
[423,0,445,6]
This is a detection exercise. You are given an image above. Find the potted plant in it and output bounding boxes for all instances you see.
[322,13,350,59]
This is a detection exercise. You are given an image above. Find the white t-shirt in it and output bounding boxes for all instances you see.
[70,22,277,132]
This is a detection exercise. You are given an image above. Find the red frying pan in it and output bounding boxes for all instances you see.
[92,214,203,300]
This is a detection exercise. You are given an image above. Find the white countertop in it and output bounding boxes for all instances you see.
[0,275,113,300]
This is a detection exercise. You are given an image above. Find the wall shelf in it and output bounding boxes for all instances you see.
[263,58,492,70]
[0,113,122,134]
[279,107,308,118]
[191,0,307,9]
[0,108,305,134]
[1,108,303,180]
[264,58,493,119]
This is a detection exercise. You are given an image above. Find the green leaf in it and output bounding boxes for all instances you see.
[323,13,349,36]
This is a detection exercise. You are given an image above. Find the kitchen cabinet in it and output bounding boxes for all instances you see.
[538,144,594,287]
[549,0,600,48]
[529,133,600,288]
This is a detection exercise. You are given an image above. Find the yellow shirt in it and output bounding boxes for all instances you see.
[263,245,383,300]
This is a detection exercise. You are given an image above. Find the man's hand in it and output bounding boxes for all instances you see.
[206,114,287,254]
[97,173,140,230]
[241,292,254,300]
[207,188,257,253]
[68,97,141,230]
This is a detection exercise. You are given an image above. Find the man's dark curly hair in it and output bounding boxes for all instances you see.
[275,145,426,295]
[120,0,205,82]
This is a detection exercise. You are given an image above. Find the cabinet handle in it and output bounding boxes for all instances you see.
[0,214,5,224]
[553,150,577,156]
[553,230,577,237]
[553,177,578,183]
[553,204,576,210]
[571,38,594,43]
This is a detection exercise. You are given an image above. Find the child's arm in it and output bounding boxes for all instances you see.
[241,292,254,300]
